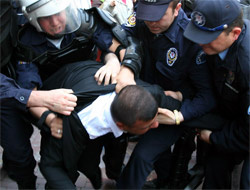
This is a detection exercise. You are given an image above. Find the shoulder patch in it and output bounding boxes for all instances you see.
[166,47,178,66]
[196,50,206,65]
[18,61,29,65]
[125,12,136,27]
[248,106,250,115]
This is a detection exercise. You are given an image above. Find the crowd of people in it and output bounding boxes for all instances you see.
[0,0,249,189]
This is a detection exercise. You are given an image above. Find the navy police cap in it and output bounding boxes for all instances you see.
[184,0,241,44]
[136,0,174,21]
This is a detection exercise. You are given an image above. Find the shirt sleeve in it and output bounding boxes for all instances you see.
[0,73,32,111]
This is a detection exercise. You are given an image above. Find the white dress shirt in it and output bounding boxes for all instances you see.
[77,92,123,139]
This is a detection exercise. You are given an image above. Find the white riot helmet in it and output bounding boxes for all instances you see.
[20,0,81,36]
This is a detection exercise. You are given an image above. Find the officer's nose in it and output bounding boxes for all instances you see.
[49,15,60,26]
[148,21,157,26]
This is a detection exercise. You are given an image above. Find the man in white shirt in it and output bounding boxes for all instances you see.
[34,60,180,189]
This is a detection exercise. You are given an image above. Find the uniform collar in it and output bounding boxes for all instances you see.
[218,41,238,71]
[218,49,229,61]
[28,25,74,49]
[215,21,248,73]
[163,9,187,43]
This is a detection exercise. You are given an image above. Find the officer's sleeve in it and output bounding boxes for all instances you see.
[92,18,113,51]
[136,79,181,111]
[180,54,216,120]
[15,61,42,90]
[0,73,31,111]
[210,82,250,153]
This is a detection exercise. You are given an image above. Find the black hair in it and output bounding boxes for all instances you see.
[111,85,158,127]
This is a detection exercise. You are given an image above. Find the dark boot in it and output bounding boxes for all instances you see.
[88,167,102,189]
[168,129,196,189]
[17,175,37,189]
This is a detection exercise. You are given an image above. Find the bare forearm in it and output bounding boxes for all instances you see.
[27,89,77,115]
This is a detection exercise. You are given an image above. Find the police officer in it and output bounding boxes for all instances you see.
[16,0,120,87]
[0,1,77,189]
[114,0,216,189]
[0,75,78,189]
[2,0,141,188]
[184,0,249,189]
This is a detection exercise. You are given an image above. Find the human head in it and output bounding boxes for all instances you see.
[111,85,159,135]
[20,0,81,37]
[184,0,243,45]
[136,0,181,34]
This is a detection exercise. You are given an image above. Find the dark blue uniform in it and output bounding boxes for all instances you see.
[0,73,37,187]
[1,9,115,188]
[123,9,215,120]
[116,9,216,189]
[16,20,113,89]
[0,1,37,187]
[203,19,250,189]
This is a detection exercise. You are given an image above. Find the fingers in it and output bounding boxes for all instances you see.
[60,89,74,94]
[52,104,75,115]
[95,67,109,85]
[59,108,74,116]
[50,89,77,115]
[51,128,63,139]
[65,93,77,102]
[157,108,172,115]
[51,88,77,103]
[94,68,103,85]
[95,68,115,86]
[50,117,63,139]
[157,108,165,114]
[104,72,112,85]
[164,91,171,96]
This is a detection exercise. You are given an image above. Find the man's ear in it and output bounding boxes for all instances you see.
[231,27,241,41]
[174,3,182,17]
[116,121,126,131]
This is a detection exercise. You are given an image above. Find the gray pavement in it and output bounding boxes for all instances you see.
[0,127,153,189]
[0,126,241,190]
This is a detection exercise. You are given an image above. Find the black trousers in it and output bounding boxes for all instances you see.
[116,125,184,189]
[39,125,128,189]
[203,149,249,189]
[0,101,36,184]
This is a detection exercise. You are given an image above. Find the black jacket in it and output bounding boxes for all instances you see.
[41,60,181,181]
[207,20,250,153]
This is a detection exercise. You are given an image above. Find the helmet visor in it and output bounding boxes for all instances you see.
[37,1,81,37]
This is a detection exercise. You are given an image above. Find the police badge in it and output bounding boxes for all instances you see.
[191,11,206,27]
[166,47,178,66]
[125,12,136,27]
[226,71,235,84]
[196,50,206,65]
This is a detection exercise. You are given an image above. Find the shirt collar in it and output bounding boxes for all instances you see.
[106,93,124,138]
[29,25,74,48]
[109,116,124,138]
[218,49,229,61]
